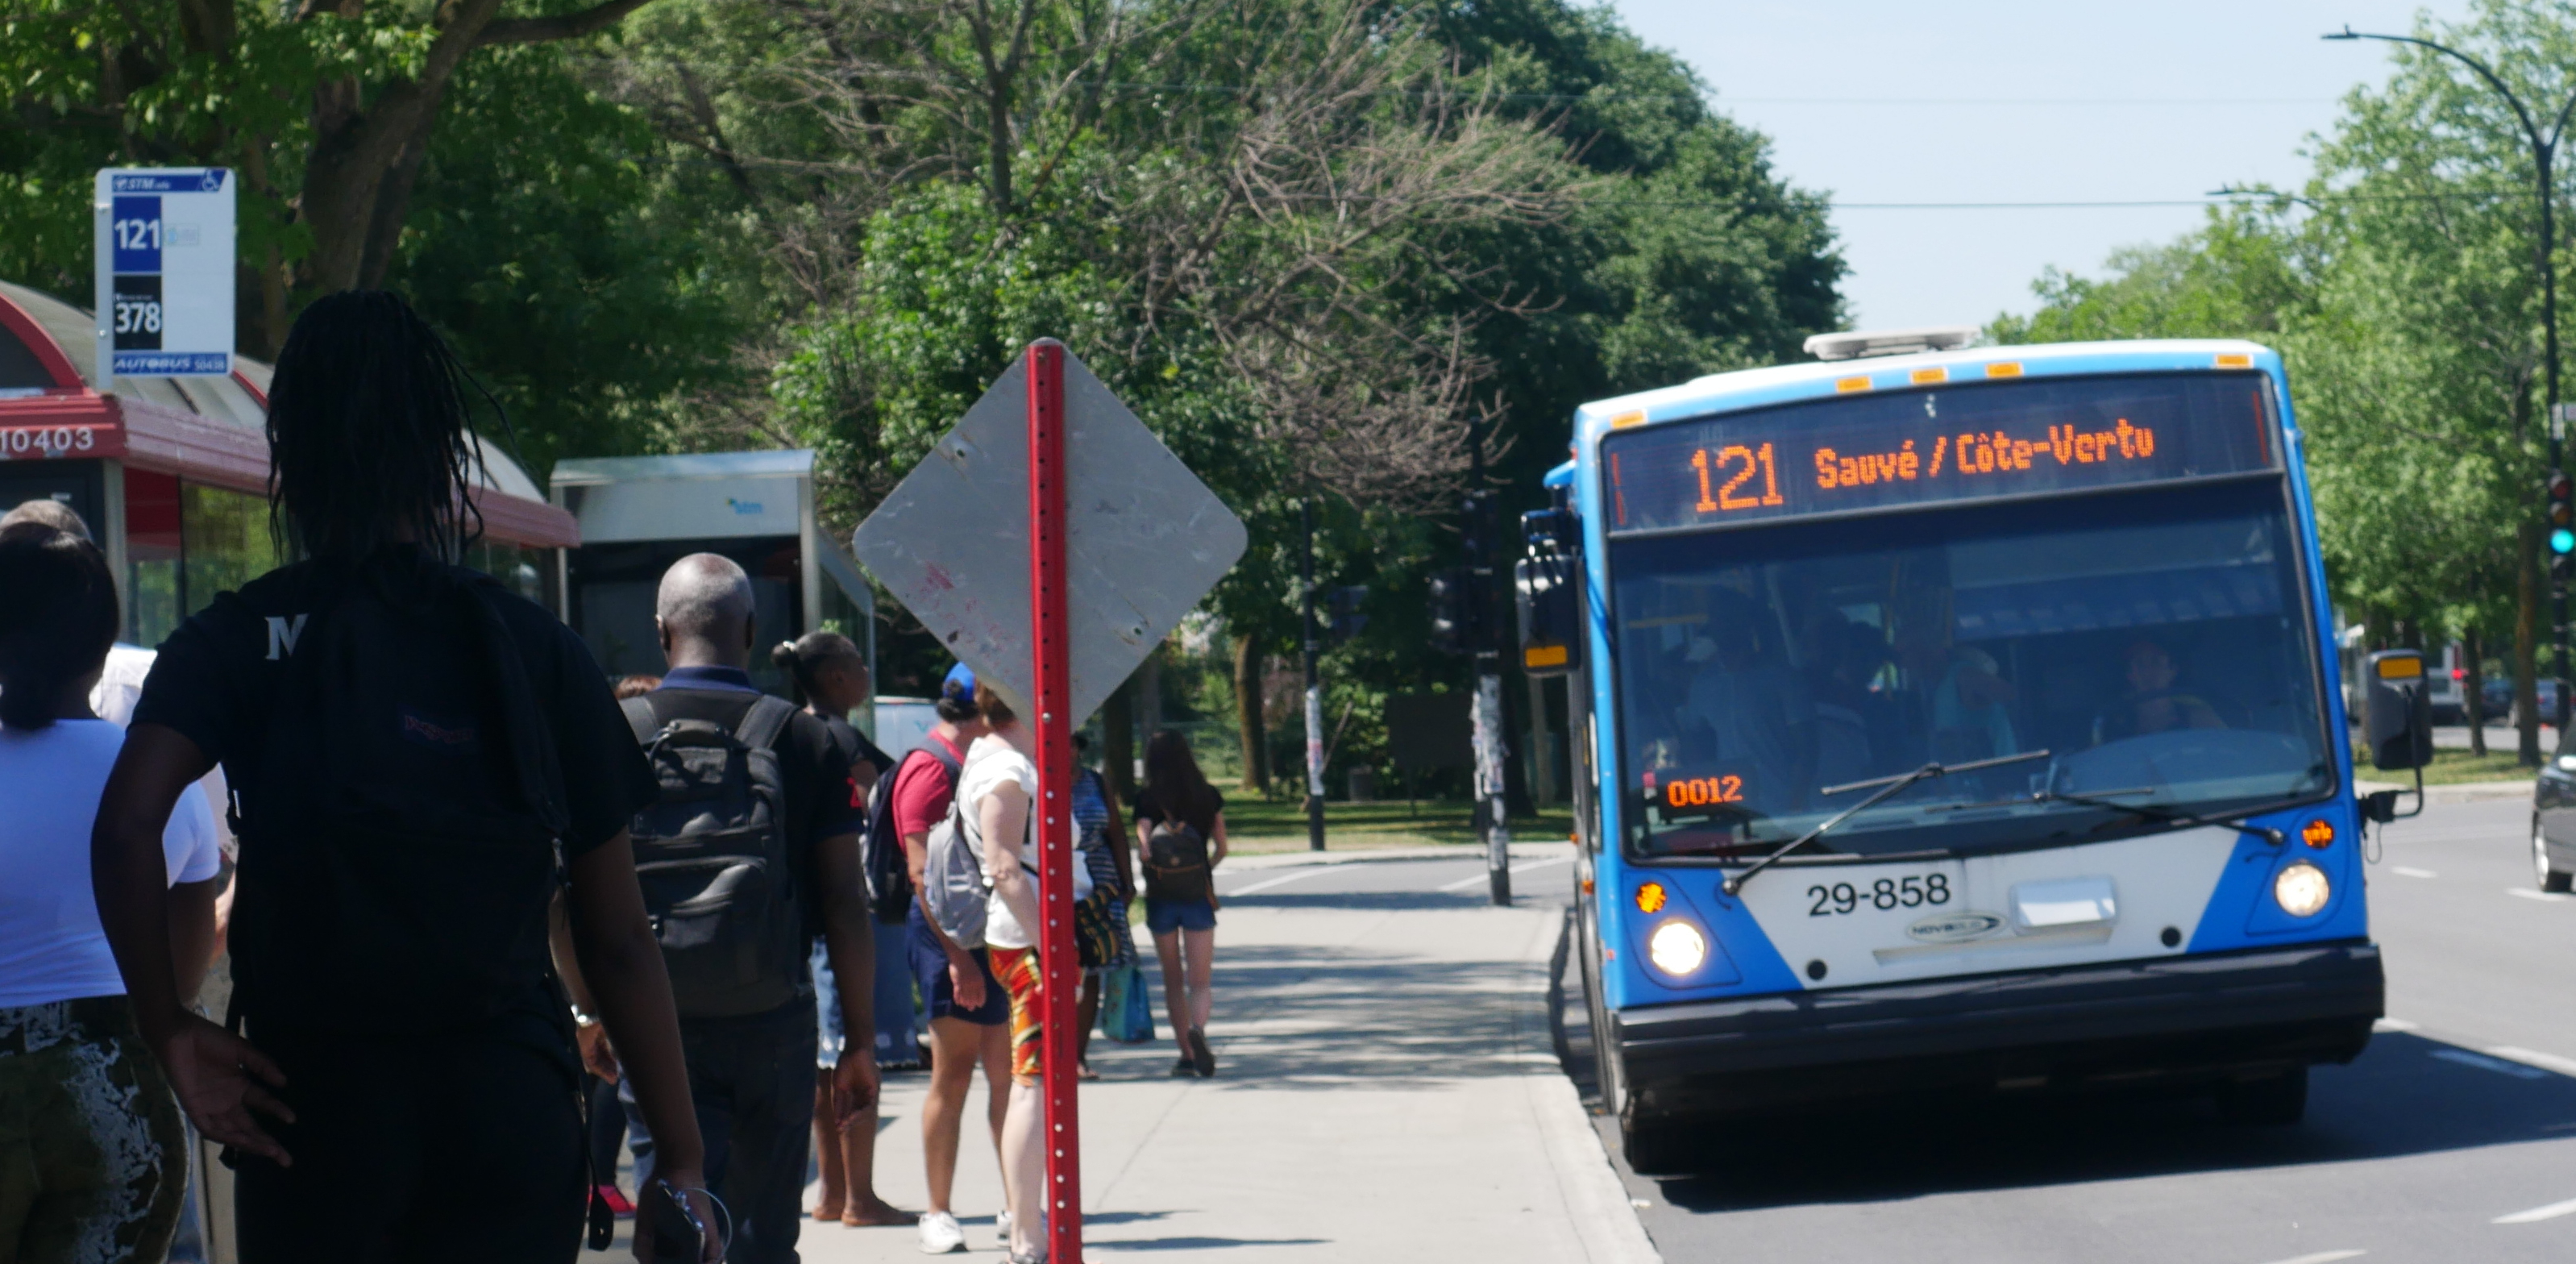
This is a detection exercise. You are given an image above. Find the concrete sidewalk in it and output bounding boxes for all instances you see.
[776,892,1658,1263]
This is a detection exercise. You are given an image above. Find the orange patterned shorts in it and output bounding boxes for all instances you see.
[989,946,1045,1084]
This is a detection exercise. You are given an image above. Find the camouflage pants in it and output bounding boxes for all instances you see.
[0,997,187,1264]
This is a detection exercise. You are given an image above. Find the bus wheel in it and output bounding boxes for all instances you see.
[1620,1114,1692,1175]
[2535,820,2572,893]
[2216,1066,2308,1126]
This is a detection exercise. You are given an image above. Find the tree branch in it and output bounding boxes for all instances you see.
[476,0,656,48]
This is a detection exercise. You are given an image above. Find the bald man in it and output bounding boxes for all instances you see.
[596,554,881,1264]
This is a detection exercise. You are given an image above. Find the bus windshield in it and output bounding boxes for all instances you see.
[1607,479,2333,860]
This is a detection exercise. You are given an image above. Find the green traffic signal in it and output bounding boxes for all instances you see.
[2556,528,2576,555]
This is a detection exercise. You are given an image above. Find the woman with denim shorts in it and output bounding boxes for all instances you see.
[1131,731,1228,1079]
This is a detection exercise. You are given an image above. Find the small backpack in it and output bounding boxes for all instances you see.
[621,692,808,1019]
[227,559,567,1033]
[863,742,960,925]
[1144,815,1213,904]
[919,795,990,949]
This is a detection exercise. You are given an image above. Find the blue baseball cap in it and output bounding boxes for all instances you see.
[941,663,977,700]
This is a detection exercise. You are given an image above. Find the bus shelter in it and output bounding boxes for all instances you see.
[549,450,875,697]
[0,280,576,646]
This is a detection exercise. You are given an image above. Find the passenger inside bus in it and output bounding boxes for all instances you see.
[2094,638,2227,745]
[1891,605,2017,767]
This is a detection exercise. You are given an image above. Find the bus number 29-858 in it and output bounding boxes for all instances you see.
[1808,874,1950,917]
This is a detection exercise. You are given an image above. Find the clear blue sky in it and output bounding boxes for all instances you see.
[1606,1,2474,331]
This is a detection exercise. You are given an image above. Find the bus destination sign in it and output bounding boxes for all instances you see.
[1602,372,2278,534]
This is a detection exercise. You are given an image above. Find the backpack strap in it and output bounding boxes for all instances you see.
[619,694,663,747]
[736,694,796,752]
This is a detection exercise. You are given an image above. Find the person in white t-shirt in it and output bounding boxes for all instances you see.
[958,682,1054,1264]
[0,522,223,1262]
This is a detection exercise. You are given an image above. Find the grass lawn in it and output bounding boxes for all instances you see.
[2410,748,2546,785]
[1216,795,1576,854]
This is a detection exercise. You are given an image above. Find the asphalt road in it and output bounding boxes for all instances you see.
[1223,800,2576,1263]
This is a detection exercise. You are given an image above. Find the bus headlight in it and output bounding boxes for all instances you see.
[2273,863,2331,917]
[1647,919,1709,977]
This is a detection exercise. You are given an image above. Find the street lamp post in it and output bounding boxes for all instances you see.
[2329,25,2576,734]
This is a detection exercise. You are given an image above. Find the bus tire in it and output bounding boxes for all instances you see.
[1620,1114,1691,1175]
[2535,819,2572,893]
[2216,1066,2307,1126]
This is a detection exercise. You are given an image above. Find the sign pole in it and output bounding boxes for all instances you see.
[1025,339,1083,1263]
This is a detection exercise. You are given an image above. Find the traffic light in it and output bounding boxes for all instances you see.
[1429,568,1475,655]
[1326,585,1369,642]
[2551,470,2575,578]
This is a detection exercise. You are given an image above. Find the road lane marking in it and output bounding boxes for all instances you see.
[2372,1017,2419,1033]
[1438,854,1576,892]
[1225,868,1336,897]
[2391,866,2437,878]
[2507,888,2573,903]
[2254,1251,2365,1264]
[2432,1049,2551,1079]
[2495,1196,2576,1224]
[2488,1046,2576,1078]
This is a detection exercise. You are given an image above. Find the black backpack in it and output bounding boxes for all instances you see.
[621,692,808,1018]
[862,742,960,925]
[228,560,568,1033]
[1143,817,1213,904]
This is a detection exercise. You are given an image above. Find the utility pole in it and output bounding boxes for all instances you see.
[1466,426,1510,905]
[1300,497,1327,850]
[2329,26,2576,734]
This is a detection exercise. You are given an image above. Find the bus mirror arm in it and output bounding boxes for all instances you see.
[2362,763,2424,825]
[1722,750,2052,896]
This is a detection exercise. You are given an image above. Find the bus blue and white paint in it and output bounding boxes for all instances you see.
[1514,332,2395,1170]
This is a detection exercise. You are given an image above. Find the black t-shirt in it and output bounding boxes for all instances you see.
[1133,784,1224,838]
[134,558,656,859]
[634,675,866,904]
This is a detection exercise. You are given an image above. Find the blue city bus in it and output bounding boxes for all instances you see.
[1514,335,2398,1170]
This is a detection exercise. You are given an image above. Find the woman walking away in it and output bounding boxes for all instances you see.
[89,290,719,1263]
[958,683,1086,1263]
[1133,731,1227,1079]
[772,632,908,1228]
[0,523,222,1263]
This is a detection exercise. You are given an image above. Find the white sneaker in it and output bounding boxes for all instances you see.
[918,1210,966,1254]
[997,1210,1012,1245]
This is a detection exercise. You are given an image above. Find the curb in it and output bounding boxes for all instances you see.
[2356,779,2535,805]
[1523,909,1661,1264]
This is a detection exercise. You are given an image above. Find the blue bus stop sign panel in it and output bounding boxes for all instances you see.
[93,168,235,380]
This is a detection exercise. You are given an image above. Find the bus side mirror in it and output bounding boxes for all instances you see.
[2363,649,2433,771]
[1516,508,1581,679]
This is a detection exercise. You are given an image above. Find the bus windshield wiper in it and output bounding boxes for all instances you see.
[1721,750,2050,896]
[1948,785,2288,845]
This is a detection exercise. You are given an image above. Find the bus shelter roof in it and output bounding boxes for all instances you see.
[0,280,575,547]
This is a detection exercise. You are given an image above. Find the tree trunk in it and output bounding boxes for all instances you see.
[2465,629,2487,758]
[1233,634,1268,794]
[2519,528,2543,767]
[1101,677,1136,808]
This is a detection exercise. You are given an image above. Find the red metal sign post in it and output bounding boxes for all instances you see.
[1025,339,1083,1262]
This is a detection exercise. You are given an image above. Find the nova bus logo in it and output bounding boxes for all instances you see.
[1906,911,2005,943]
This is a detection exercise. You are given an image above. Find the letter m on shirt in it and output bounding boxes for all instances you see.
[265,614,310,661]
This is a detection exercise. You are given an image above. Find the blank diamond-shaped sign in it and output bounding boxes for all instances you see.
[851,348,1246,724]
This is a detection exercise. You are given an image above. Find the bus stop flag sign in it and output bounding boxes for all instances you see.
[92,168,235,380]
[853,345,1245,721]
[854,342,1240,1262]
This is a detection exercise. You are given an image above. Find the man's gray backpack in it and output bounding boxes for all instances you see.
[622,693,808,1017]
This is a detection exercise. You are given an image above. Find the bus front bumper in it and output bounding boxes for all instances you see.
[1614,941,2381,1116]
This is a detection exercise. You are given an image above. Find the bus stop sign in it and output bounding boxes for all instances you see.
[851,345,1245,721]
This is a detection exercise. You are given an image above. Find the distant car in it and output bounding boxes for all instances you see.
[2533,733,2576,891]
[2474,677,2562,728]
[2429,646,2465,724]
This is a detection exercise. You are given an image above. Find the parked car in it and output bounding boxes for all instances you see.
[2429,645,2466,724]
[2485,678,2566,728]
